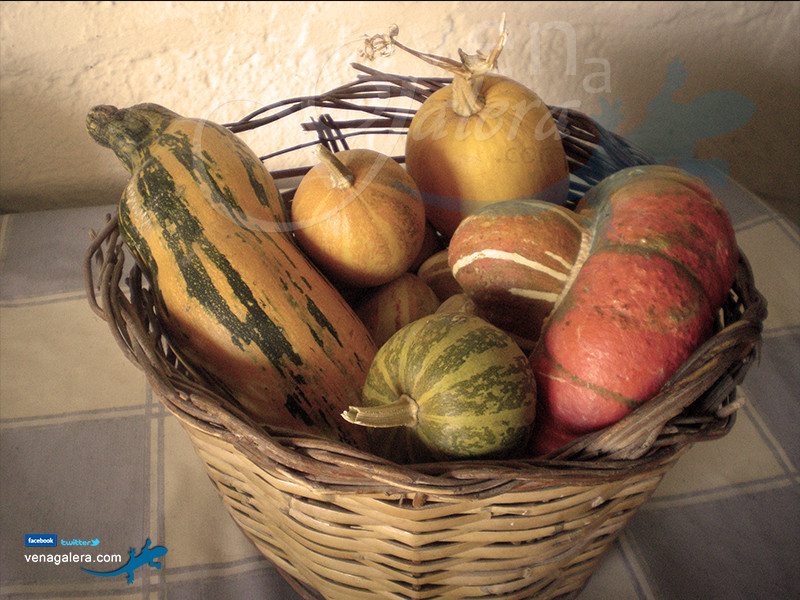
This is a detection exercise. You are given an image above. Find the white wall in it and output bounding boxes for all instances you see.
[1,1,798,223]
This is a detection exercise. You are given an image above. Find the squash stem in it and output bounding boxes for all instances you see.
[317,144,354,189]
[451,75,485,117]
[342,394,419,429]
[360,15,508,118]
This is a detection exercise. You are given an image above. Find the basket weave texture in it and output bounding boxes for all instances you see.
[84,67,767,600]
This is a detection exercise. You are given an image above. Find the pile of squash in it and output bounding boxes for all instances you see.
[86,19,737,464]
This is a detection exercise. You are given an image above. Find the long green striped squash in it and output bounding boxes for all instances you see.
[343,312,537,462]
[86,103,377,446]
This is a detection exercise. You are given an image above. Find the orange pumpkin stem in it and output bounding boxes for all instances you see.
[317,144,354,189]
[360,15,508,117]
[342,394,420,429]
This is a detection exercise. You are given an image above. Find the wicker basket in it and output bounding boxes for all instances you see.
[83,66,767,600]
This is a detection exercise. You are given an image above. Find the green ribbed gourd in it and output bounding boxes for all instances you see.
[343,312,537,462]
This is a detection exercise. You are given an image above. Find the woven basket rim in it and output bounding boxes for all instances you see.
[82,65,768,499]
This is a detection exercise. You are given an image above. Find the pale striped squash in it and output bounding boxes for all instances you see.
[448,200,591,343]
[354,273,441,347]
[416,249,463,302]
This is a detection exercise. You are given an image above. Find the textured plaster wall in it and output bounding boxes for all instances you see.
[1,1,798,223]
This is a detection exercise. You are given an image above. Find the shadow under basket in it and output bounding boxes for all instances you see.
[83,67,767,600]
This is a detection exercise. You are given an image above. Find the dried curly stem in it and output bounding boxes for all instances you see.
[360,15,508,117]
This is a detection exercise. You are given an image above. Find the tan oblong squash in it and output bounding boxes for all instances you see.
[86,103,377,447]
[417,249,463,302]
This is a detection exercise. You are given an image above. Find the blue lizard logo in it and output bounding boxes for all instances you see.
[81,538,167,585]
[592,56,756,189]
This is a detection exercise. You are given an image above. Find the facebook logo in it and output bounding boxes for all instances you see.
[25,534,57,547]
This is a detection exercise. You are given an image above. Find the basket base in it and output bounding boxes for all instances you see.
[276,566,325,600]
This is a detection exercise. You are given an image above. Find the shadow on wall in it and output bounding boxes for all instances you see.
[0,87,131,214]
[591,57,757,191]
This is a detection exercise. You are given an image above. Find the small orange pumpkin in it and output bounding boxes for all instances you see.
[367,17,569,238]
[291,146,427,287]
[354,273,441,347]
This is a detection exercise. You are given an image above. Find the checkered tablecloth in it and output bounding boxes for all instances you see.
[1,166,798,599]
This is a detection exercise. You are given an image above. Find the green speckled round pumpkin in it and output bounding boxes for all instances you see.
[343,312,537,463]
